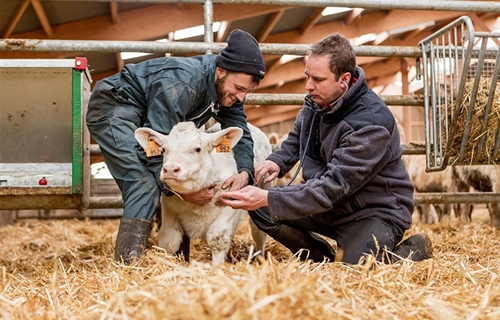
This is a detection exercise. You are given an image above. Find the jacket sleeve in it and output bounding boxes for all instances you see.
[215,103,255,185]
[267,124,393,222]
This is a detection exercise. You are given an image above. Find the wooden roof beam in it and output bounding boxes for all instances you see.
[343,8,365,25]
[4,4,287,40]
[30,0,53,38]
[257,9,285,42]
[110,2,120,24]
[300,7,325,35]
[265,10,466,44]
[215,21,230,42]
[2,0,31,38]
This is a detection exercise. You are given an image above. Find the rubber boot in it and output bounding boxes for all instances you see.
[393,233,433,262]
[114,217,152,265]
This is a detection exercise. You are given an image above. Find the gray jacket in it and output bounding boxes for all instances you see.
[267,66,413,230]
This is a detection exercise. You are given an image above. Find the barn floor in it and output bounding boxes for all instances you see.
[0,207,498,319]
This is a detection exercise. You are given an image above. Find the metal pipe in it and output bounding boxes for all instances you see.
[203,0,214,52]
[89,143,426,156]
[51,0,500,13]
[14,214,123,221]
[244,93,424,105]
[88,197,123,209]
[414,193,500,204]
[0,39,423,57]
[3,191,497,211]
[84,193,500,209]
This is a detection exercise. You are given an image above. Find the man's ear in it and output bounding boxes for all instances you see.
[341,72,351,85]
[215,66,227,78]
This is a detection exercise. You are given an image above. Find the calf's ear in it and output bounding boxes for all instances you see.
[209,127,243,149]
[135,127,165,149]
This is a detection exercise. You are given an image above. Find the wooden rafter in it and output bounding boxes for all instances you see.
[265,10,465,44]
[300,7,325,35]
[110,2,120,24]
[3,0,53,38]
[116,52,124,71]
[215,21,230,42]
[372,31,390,45]
[2,0,31,38]
[30,0,53,37]
[343,8,365,25]
[257,10,285,42]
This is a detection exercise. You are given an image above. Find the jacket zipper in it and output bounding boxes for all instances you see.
[187,102,218,121]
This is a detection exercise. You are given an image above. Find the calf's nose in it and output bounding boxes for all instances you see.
[162,164,181,178]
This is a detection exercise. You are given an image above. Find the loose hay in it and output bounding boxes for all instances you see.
[0,216,499,319]
[447,79,500,165]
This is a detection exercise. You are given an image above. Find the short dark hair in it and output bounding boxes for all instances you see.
[308,33,356,80]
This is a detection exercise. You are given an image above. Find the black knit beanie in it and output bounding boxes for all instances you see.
[216,29,266,79]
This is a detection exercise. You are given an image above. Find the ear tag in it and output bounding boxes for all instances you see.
[145,138,163,157]
[216,136,232,153]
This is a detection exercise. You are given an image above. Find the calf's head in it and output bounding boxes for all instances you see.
[135,121,243,193]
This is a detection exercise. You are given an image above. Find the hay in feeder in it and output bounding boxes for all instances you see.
[446,78,500,165]
[0,210,499,319]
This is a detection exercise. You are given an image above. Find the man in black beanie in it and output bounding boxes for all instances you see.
[86,29,266,264]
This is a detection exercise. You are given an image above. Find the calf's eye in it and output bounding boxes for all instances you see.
[195,147,201,153]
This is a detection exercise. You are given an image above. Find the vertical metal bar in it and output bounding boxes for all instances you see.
[204,0,214,54]
[434,36,441,165]
[458,38,488,162]
[474,36,495,162]
[437,33,445,163]
[422,44,433,170]
[450,26,458,130]
[72,69,83,194]
[489,46,500,159]
[445,28,456,146]
[430,41,440,168]
[455,19,475,113]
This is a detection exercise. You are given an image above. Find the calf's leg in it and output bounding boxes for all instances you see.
[158,203,184,256]
[249,218,267,257]
[206,226,235,265]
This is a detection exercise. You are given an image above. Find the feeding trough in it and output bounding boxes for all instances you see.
[419,16,500,171]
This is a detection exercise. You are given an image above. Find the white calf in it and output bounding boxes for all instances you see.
[135,121,271,265]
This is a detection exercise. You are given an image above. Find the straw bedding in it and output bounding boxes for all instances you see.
[446,79,500,165]
[0,210,499,320]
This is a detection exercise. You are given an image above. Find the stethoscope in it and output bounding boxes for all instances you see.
[286,81,349,186]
